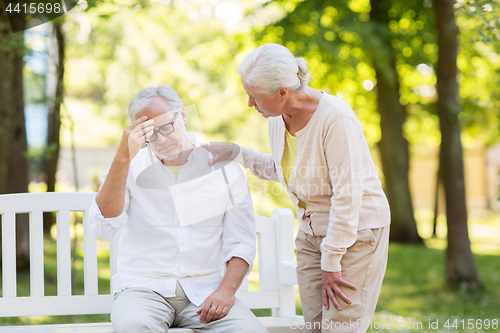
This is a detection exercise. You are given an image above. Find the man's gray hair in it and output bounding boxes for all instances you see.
[237,43,311,95]
[128,84,183,121]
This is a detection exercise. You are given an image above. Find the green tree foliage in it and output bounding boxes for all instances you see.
[257,0,500,216]
[454,0,500,146]
[64,0,258,140]
[59,0,295,213]
[370,0,422,243]
[52,0,499,216]
[256,0,444,154]
[435,0,480,287]
[256,0,425,242]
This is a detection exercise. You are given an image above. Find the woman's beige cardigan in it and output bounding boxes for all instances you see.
[240,92,390,272]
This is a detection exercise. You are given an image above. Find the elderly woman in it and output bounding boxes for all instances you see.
[211,43,390,333]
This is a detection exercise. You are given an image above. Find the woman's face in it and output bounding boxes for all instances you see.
[242,80,284,118]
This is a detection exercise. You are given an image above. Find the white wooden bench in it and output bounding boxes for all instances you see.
[0,192,304,332]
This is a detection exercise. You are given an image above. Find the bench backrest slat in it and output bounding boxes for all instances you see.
[83,210,99,296]
[2,212,17,298]
[56,210,72,296]
[255,217,279,293]
[29,210,45,297]
[272,208,296,317]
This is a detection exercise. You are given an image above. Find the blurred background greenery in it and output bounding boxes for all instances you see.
[1,0,500,331]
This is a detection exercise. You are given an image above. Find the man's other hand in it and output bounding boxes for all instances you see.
[196,286,235,324]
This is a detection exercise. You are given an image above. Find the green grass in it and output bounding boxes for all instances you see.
[370,211,500,333]
[372,244,500,332]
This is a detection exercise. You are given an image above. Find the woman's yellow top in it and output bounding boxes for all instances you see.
[282,128,297,185]
[282,128,305,209]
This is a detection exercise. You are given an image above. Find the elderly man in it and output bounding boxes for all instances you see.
[89,84,267,333]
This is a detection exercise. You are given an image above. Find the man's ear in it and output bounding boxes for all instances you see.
[181,108,188,125]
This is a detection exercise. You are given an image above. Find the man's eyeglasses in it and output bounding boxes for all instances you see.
[146,108,181,143]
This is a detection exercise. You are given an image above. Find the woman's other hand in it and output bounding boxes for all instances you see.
[322,270,357,311]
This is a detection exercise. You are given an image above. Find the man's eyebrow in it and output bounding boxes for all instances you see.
[153,111,177,126]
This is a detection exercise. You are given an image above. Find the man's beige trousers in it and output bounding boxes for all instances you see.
[111,281,268,333]
[296,225,390,333]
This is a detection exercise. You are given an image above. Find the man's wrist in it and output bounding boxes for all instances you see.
[219,257,249,294]
[113,151,132,165]
[218,281,238,294]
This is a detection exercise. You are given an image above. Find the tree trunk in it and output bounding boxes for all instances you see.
[432,164,441,238]
[0,2,30,268]
[369,0,422,243]
[435,0,480,287]
[44,20,65,234]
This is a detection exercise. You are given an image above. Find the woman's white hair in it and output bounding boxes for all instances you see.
[128,84,183,121]
[237,43,311,95]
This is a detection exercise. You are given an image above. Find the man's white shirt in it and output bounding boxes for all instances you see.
[89,134,255,306]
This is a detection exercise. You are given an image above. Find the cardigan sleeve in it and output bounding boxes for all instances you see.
[320,116,365,272]
[239,146,280,182]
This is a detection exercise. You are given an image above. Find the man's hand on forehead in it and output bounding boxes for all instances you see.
[117,116,155,161]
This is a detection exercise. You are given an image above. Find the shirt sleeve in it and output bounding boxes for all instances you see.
[88,166,131,240]
[239,145,280,182]
[320,116,364,272]
[221,162,257,275]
